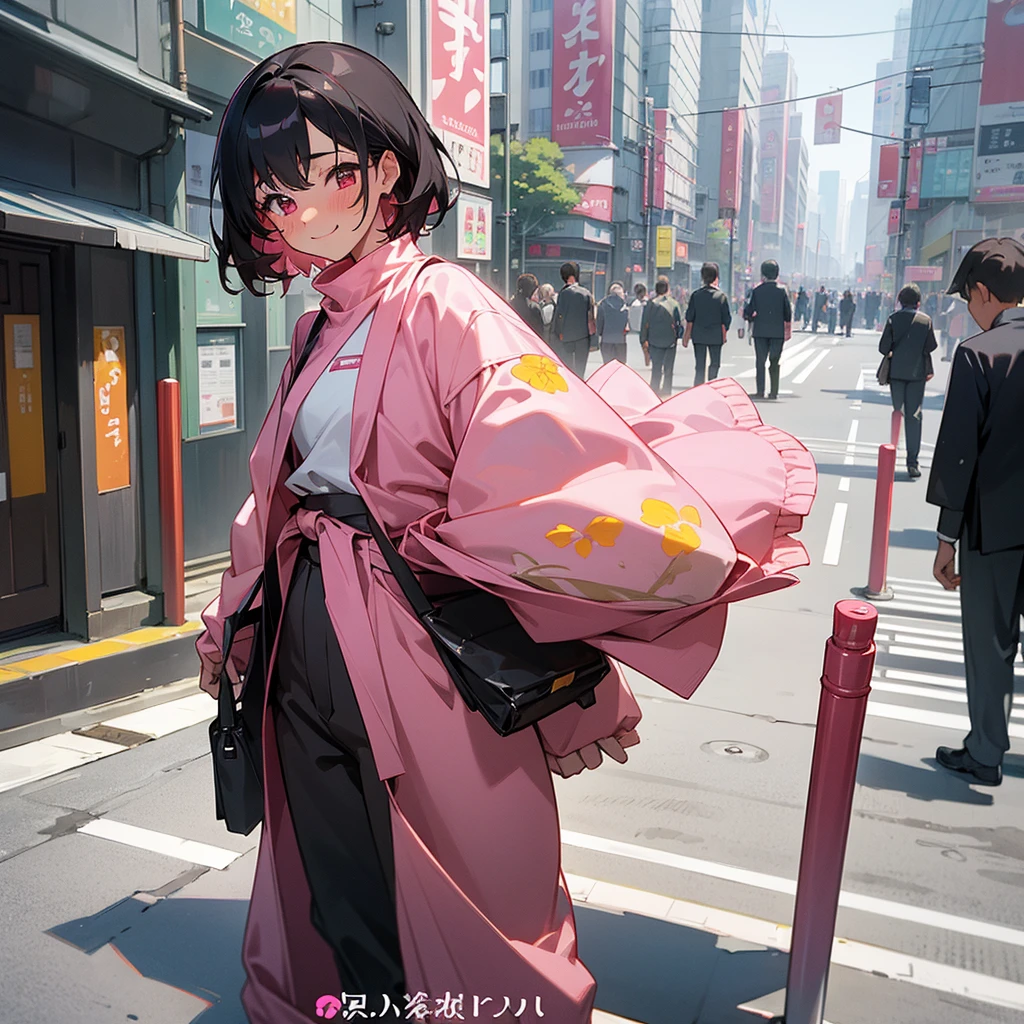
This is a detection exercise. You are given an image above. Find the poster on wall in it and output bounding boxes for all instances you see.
[4,316,46,498]
[202,0,296,60]
[567,151,614,222]
[655,226,675,268]
[718,108,744,218]
[974,0,1024,203]
[814,93,843,145]
[456,197,492,260]
[551,0,614,149]
[428,0,489,188]
[198,336,239,434]
[93,327,131,494]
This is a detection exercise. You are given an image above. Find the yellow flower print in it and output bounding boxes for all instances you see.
[545,515,624,559]
[510,353,569,395]
[640,499,703,557]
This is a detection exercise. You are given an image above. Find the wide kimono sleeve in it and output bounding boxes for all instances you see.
[401,295,816,756]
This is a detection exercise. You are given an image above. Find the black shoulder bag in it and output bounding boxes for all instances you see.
[209,310,328,835]
[362,512,610,737]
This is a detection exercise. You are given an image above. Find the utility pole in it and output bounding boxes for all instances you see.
[645,95,656,286]
[894,67,931,305]
[504,122,512,298]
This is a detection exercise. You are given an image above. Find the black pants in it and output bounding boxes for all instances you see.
[559,335,591,378]
[272,541,406,1000]
[889,378,925,468]
[649,343,677,396]
[693,342,721,386]
[601,340,627,364]
[753,337,784,397]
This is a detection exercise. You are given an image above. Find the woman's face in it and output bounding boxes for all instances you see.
[256,122,400,263]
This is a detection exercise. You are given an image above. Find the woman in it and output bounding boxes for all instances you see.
[197,42,816,1023]
[510,272,545,338]
[536,281,557,346]
[839,290,856,338]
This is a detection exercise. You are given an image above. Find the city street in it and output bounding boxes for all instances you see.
[1,332,1021,1024]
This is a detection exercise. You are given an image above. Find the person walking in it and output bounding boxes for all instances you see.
[927,237,1024,787]
[811,285,828,333]
[683,261,732,386]
[878,283,937,480]
[640,276,683,397]
[596,281,630,364]
[827,291,838,334]
[743,259,793,400]
[510,273,545,339]
[627,282,647,363]
[536,282,557,347]
[553,261,596,378]
[794,287,810,331]
[839,290,856,338]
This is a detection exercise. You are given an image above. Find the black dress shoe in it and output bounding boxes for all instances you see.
[907,465,922,479]
[768,393,778,400]
[936,746,1002,786]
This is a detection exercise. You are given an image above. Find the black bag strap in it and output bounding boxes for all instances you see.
[288,308,329,396]
[363,512,436,620]
[217,572,265,730]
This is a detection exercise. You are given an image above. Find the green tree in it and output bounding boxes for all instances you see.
[706,219,731,269]
[490,136,580,256]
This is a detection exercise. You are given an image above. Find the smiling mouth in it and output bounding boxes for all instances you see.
[311,225,339,239]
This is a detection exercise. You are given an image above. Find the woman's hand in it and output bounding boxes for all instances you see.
[546,728,640,778]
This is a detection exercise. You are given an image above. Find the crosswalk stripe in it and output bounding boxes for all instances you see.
[891,591,961,607]
[876,620,962,640]
[883,601,960,619]
[888,645,964,664]
[735,337,817,379]
[882,668,965,690]
[791,349,830,384]
[887,575,944,588]
[890,634,962,651]
[866,702,1024,739]
[871,682,1024,719]
[78,818,242,869]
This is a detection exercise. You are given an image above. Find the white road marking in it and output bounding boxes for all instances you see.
[892,634,962,651]
[865,701,1024,740]
[822,503,848,566]
[778,347,822,378]
[881,668,966,691]
[736,337,816,379]
[791,349,829,384]
[877,620,962,640]
[0,733,124,795]
[561,831,1024,948]
[839,477,851,492]
[892,583,960,601]
[873,680,1024,717]
[566,873,1024,1012]
[78,819,242,869]
[99,693,213,738]
[844,420,858,467]
[887,644,1023,673]
[887,574,944,587]
[883,600,960,619]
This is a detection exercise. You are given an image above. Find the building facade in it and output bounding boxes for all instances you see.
[784,111,809,277]
[757,50,796,269]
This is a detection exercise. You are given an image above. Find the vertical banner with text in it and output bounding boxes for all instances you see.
[814,93,843,145]
[719,108,744,218]
[202,0,295,60]
[552,0,614,148]
[429,0,489,188]
[759,85,789,225]
[4,316,45,498]
[974,0,1024,203]
[93,327,131,493]
[877,144,900,198]
[906,142,923,209]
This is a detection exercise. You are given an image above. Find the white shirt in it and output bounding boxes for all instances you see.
[285,312,374,496]
[628,298,646,333]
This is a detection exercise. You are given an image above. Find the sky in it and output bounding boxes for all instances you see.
[765,0,910,194]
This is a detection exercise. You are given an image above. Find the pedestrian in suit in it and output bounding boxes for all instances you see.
[743,259,793,400]
[640,276,683,397]
[794,287,810,330]
[839,290,856,337]
[879,283,937,479]
[827,291,838,334]
[811,285,828,333]
[927,238,1024,787]
[509,273,545,338]
[683,262,732,386]
[596,281,630,365]
[553,261,596,378]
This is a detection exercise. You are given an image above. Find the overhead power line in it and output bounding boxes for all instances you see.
[645,16,984,40]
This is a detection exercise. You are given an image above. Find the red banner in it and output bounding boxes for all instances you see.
[887,202,901,236]
[814,93,842,145]
[572,184,613,222]
[719,108,743,218]
[428,0,488,187]
[906,142,923,209]
[552,0,614,148]
[877,144,900,198]
[653,108,667,208]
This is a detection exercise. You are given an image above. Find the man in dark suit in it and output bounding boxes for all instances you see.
[553,261,596,378]
[683,261,732,386]
[743,259,792,400]
[927,237,1024,786]
[879,283,937,479]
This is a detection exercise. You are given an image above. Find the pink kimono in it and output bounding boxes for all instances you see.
[196,235,817,1021]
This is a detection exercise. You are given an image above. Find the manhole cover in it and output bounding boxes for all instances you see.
[700,740,769,763]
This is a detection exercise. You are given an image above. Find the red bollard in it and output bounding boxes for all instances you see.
[157,379,185,626]
[889,409,902,448]
[776,601,878,1024]
[854,443,896,601]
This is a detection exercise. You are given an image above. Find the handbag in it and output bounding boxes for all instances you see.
[876,352,891,386]
[362,511,611,737]
[208,309,329,834]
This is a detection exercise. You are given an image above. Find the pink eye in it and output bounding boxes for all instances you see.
[265,194,297,216]
[333,168,357,189]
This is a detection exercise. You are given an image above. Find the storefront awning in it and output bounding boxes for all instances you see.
[0,179,209,261]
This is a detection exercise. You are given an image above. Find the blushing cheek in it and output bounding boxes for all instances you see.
[300,206,319,225]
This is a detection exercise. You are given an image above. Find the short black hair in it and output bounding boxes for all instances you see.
[560,262,580,283]
[211,42,454,295]
[701,262,719,286]
[655,276,669,295]
[634,283,647,298]
[948,237,1024,304]
[516,273,538,298]
[898,283,922,307]
[761,259,779,280]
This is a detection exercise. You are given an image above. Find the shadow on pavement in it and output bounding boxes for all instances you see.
[889,528,943,551]
[819,388,946,412]
[576,904,787,1024]
[49,896,247,1023]
[855,754,994,806]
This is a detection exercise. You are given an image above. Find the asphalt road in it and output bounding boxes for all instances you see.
[1,326,1021,1024]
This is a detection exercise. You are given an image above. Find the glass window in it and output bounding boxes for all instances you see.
[187,201,243,326]
[531,0,552,10]
[529,107,552,134]
[529,68,551,89]
[530,29,551,51]
[491,59,507,95]
[490,14,507,59]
